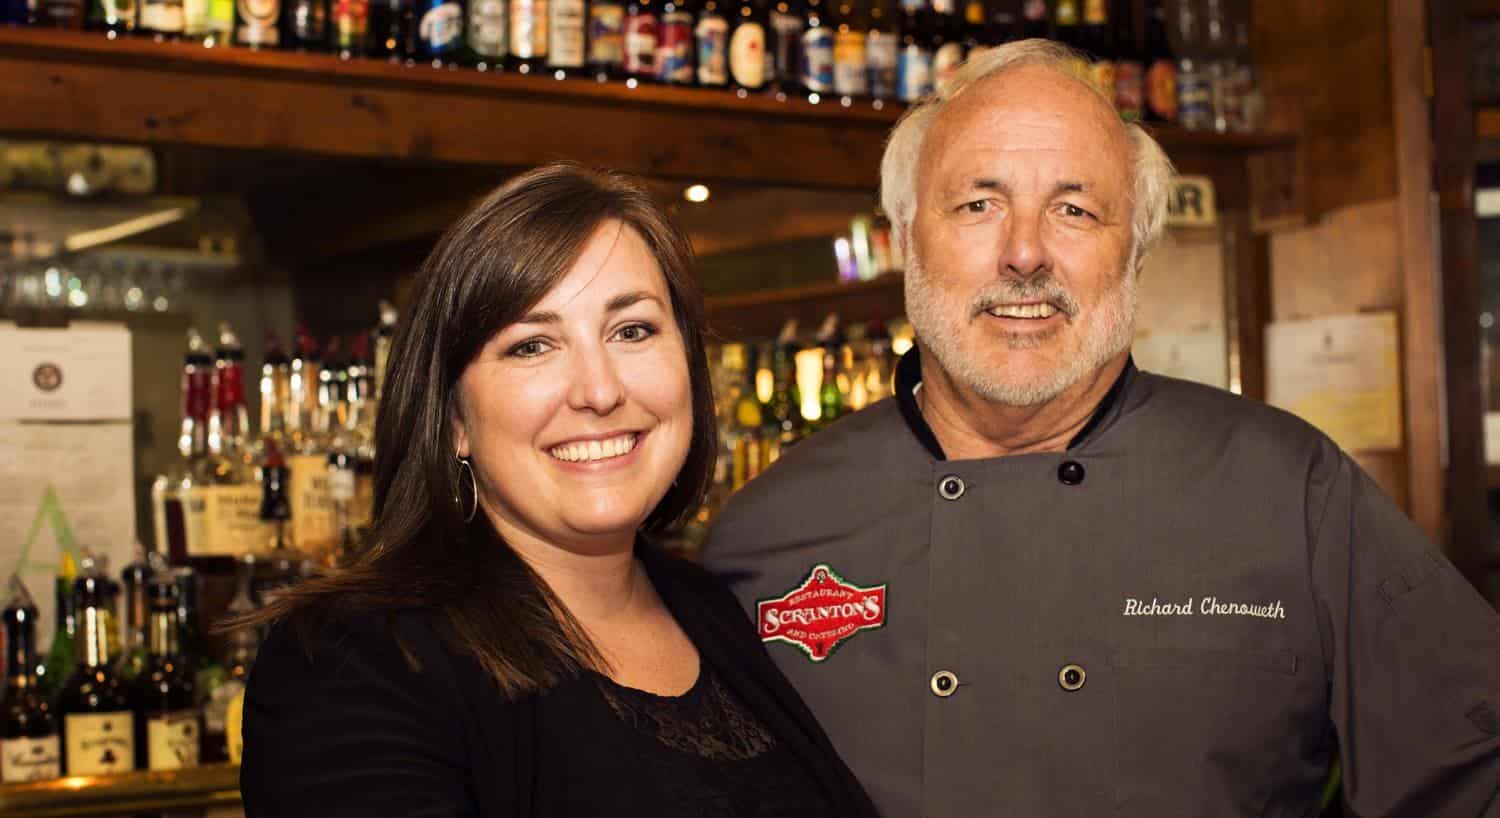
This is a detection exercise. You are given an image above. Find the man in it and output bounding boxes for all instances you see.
[703,39,1500,817]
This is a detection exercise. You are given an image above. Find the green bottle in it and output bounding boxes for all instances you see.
[37,552,78,704]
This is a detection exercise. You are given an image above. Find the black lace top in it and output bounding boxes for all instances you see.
[540,662,834,817]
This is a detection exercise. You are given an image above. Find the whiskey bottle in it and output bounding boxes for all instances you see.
[1,577,61,784]
[152,329,216,565]
[204,323,275,563]
[131,581,200,771]
[113,550,154,685]
[59,576,135,777]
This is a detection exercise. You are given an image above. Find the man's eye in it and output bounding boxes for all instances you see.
[1061,203,1092,218]
[961,200,990,214]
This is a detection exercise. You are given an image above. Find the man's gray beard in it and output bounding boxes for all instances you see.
[903,250,1139,408]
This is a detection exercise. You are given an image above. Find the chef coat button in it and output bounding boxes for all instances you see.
[1058,663,1086,692]
[1057,460,1085,486]
[930,670,959,697]
[938,475,966,500]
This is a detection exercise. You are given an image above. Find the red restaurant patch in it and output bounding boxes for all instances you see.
[757,564,887,662]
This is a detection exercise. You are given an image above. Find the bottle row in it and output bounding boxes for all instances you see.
[2,0,1262,128]
[0,551,274,783]
[153,305,396,572]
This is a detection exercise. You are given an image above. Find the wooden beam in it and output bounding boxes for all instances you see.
[1390,0,1446,542]
[1429,0,1489,588]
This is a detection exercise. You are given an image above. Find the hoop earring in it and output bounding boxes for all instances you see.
[456,456,479,524]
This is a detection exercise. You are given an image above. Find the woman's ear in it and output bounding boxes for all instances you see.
[450,396,470,459]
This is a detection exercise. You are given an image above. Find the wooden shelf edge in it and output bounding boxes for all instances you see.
[705,274,905,339]
[0,763,240,818]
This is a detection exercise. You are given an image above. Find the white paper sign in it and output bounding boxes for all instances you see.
[0,322,132,421]
[1266,312,1403,452]
[1133,325,1229,390]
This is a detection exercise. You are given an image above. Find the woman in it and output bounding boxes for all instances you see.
[239,163,878,818]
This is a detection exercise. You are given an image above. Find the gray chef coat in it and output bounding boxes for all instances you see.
[703,347,1500,817]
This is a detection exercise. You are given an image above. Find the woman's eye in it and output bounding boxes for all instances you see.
[508,339,550,358]
[614,323,657,343]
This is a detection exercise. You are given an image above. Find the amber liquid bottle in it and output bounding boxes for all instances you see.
[132,581,200,771]
[59,576,135,777]
[1,579,61,784]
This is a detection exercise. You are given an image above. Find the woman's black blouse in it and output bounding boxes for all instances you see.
[240,547,877,818]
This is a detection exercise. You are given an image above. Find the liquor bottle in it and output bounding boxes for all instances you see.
[1142,0,1174,122]
[153,329,215,567]
[817,342,846,428]
[694,0,729,86]
[730,345,764,491]
[547,0,585,75]
[195,324,271,565]
[416,0,463,62]
[799,0,832,96]
[959,0,984,62]
[332,0,372,56]
[236,0,282,46]
[727,0,767,92]
[2,577,61,785]
[59,575,134,778]
[895,0,931,102]
[36,0,84,26]
[283,0,328,48]
[588,0,627,80]
[768,0,804,95]
[144,0,185,40]
[1225,0,1256,132]
[36,553,77,704]
[113,551,153,685]
[132,581,199,772]
[169,568,212,698]
[1111,0,1142,119]
[87,0,137,35]
[865,0,897,100]
[929,0,961,94]
[203,557,259,764]
[1018,0,1043,39]
[327,341,361,564]
[184,0,234,46]
[623,0,657,80]
[346,334,378,546]
[1173,0,1210,130]
[654,0,693,84]
[1052,0,1083,73]
[466,0,505,65]
[832,0,867,98]
[256,441,310,603]
[273,337,335,566]
[766,338,806,453]
[1203,0,1233,132]
[1080,0,1111,95]
[370,0,416,58]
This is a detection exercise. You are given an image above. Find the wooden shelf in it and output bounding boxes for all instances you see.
[0,763,240,817]
[706,275,904,339]
[0,27,1299,195]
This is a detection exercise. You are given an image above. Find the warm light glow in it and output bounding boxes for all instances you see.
[684,184,711,203]
[795,348,823,422]
[755,365,774,404]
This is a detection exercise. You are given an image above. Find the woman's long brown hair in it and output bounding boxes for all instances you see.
[231,163,718,699]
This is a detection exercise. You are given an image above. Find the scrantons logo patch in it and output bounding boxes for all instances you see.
[756,564,887,662]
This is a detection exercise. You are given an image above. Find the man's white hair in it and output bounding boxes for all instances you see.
[878,38,1176,272]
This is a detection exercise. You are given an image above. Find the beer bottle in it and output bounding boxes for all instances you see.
[832,0,867,98]
[930,0,961,94]
[1081,0,1112,95]
[864,0,898,100]
[333,0,373,57]
[465,0,506,67]
[548,0,586,76]
[800,0,832,96]
[1,578,61,784]
[508,0,547,72]
[768,0,805,95]
[895,0,931,102]
[282,0,329,50]
[623,0,658,80]
[694,0,730,86]
[1142,0,1175,122]
[588,0,627,80]
[131,581,200,772]
[654,0,694,83]
[87,0,137,35]
[1112,0,1143,119]
[728,0,768,93]
[1174,0,1211,129]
